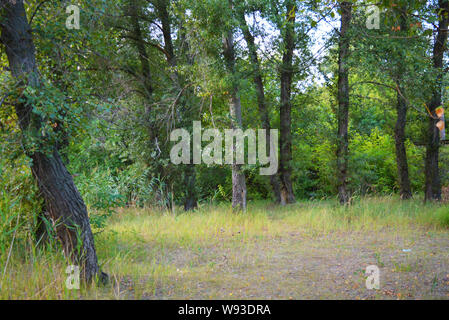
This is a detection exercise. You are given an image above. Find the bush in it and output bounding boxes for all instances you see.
[435,206,449,228]
[0,154,41,261]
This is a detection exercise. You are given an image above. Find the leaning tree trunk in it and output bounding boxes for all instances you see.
[336,1,352,205]
[279,0,296,205]
[425,0,449,202]
[394,8,412,200]
[0,0,101,282]
[223,29,247,211]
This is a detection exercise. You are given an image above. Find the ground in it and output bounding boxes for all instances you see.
[2,197,449,299]
[95,198,449,300]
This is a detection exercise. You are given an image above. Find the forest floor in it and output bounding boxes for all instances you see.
[2,197,449,299]
[92,197,449,300]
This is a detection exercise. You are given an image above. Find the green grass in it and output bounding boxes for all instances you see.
[1,196,448,299]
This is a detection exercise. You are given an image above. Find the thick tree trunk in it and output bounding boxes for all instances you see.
[425,0,449,202]
[237,9,281,203]
[223,30,247,211]
[279,1,296,205]
[0,0,102,282]
[336,2,352,205]
[31,151,102,281]
[394,8,412,200]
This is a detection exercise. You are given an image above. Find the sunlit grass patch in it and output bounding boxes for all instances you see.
[1,196,448,299]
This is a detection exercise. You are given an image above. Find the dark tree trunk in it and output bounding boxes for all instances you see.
[129,3,153,100]
[31,151,102,282]
[34,202,54,246]
[394,8,412,200]
[223,29,247,211]
[425,0,449,202]
[183,164,198,211]
[0,0,102,283]
[156,0,176,70]
[279,0,296,205]
[237,9,281,203]
[394,83,412,199]
[336,1,352,205]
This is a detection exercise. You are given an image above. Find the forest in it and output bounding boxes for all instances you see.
[1,0,449,300]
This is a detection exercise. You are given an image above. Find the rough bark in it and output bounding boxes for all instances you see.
[279,0,296,205]
[223,30,247,211]
[394,8,412,200]
[0,0,103,283]
[236,9,281,203]
[336,1,352,205]
[425,0,449,202]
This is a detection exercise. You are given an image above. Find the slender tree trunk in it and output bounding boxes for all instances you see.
[0,0,102,283]
[237,9,281,203]
[183,164,198,210]
[223,30,247,211]
[336,1,352,205]
[129,3,153,100]
[425,0,449,202]
[394,8,412,200]
[156,0,198,210]
[279,0,296,205]
[395,83,412,199]
[156,0,177,71]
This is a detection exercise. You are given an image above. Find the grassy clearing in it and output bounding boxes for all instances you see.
[1,196,449,299]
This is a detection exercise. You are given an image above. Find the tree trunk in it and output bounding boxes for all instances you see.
[237,9,281,203]
[0,0,102,283]
[279,0,296,205]
[394,8,412,200]
[394,83,412,199]
[336,1,352,205]
[223,30,247,211]
[129,3,153,100]
[156,0,198,210]
[31,151,102,282]
[183,164,198,210]
[425,0,449,202]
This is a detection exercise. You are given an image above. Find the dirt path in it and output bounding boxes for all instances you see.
[134,228,449,299]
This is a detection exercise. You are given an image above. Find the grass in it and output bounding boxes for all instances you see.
[1,196,449,299]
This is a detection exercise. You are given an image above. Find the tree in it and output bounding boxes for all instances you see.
[223,25,247,211]
[392,5,413,200]
[425,0,449,202]
[0,0,103,282]
[336,1,352,205]
[236,3,282,203]
[278,0,296,205]
[153,0,198,210]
